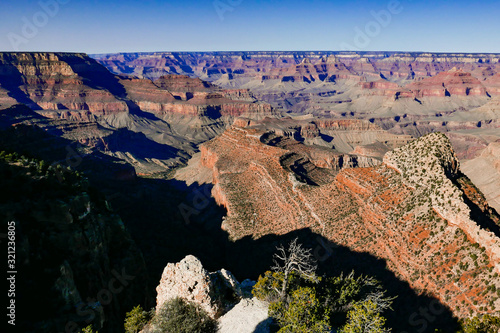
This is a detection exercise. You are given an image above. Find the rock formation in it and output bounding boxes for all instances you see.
[401,69,488,98]
[361,69,488,99]
[200,126,500,318]
[149,256,270,333]
[485,72,500,96]
[93,52,500,168]
[120,74,274,119]
[2,51,500,330]
[217,298,271,333]
[0,52,129,114]
[155,255,241,319]
[94,52,500,84]
[0,52,276,122]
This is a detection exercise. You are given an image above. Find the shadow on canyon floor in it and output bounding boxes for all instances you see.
[102,128,181,160]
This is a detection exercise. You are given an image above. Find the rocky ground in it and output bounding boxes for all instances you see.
[217,298,271,333]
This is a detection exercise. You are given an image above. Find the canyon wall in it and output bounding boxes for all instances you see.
[200,125,500,319]
[94,51,500,84]
[0,52,279,173]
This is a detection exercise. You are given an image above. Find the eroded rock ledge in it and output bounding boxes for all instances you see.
[155,255,242,319]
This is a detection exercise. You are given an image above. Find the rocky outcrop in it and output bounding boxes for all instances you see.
[0,53,280,173]
[360,69,489,99]
[155,255,241,319]
[93,52,500,156]
[232,116,412,154]
[92,53,500,173]
[360,79,400,97]
[218,298,271,333]
[485,73,500,96]
[155,74,214,94]
[3,52,496,176]
[200,128,500,318]
[0,52,276,121]
[384,133,500,265]
[122,75,275,119]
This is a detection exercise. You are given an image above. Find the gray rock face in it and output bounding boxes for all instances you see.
[156,255,241,319]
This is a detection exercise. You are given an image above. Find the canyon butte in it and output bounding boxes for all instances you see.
[1,51,500,332]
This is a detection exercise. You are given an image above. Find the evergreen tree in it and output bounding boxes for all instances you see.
[124,305,149,333]
[340,300,390,333]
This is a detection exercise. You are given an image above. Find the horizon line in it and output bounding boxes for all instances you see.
[2,50,500,56]
[88,50,500,56]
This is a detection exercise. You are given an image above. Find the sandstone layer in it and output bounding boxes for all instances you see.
[94,52,500,84]
[0,52,129,114]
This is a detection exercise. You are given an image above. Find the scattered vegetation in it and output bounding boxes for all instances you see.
[340,300,389,333]
[0,149,89,204]
[458,314,500,333]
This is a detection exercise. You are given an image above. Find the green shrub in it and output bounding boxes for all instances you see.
[124,305,149,333]
[151,298,218,333]
[80,325,97,333]
[459,314,500,332]
[254,270,393,332]
[253,270,284,302]
[270,286,331,333]
[253,270,303,303]
[340,300,389,333]
[254,240,393,332]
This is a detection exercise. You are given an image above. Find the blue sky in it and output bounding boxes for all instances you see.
[0,0,498,54]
